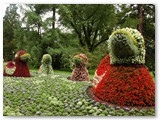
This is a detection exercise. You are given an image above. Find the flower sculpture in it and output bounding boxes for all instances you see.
[3,50,31,77]
[3,61,16,76]
[69,53,90,81]
[92,28,155,107]
[38,54,53,76]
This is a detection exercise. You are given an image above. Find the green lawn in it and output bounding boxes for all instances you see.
[3,71,155,116]
[29,68,95,80]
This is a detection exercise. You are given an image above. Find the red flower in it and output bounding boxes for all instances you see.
[92,55,155,107]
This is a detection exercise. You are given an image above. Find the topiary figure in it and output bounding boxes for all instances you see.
[69,53,90,81]
[3,50,31,77]
[91,28,155,107]
[38,54,53,76]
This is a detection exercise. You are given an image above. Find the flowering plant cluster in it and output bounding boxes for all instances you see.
[20,53,31,62]
[92,64,155,107]
[5,66,16,75]
[69,53,90,81]
[15,50,30,62]
[92,55,111,87]
[108,28,145,64]
[72,56,83,65]
[41,54,52,65]
[91,27,155,107]
[38,54,53,75]
[4,61,16,76]
[4,50,31,77]
[96,55,111,76]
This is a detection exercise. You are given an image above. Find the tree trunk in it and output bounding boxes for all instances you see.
[52,7,56,29]
[138,4,143,34]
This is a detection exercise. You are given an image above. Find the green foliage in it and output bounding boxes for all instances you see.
[5,67,16,75]
[29,46,42,68]
[3,4,154,71]
[108,28,145,64]
[58,4,117,52]
[116,4,155,71]
[3,4,21,61]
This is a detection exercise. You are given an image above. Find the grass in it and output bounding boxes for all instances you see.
[30,68,95,80]
[3,71,155,116]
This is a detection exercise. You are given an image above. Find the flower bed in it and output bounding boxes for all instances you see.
[3,73,155,116]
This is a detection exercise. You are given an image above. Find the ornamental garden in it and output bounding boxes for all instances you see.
[3,28,155,116]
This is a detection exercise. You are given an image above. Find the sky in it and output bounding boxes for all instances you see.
[2,4,9,17]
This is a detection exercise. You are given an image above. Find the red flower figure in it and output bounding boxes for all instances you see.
[69,53,90,81]
[3,50,31,77]
[92,54,155,107]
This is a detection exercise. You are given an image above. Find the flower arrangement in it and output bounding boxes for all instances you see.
[5,66,16,75]
[108,27,145,64]
[72,56,83,65]
[3,61,16,76]
[3,50,31,77]
[38,54,53,75]
[91,28,155,107]
[92,55,111,87]
[92,64,155,107]
[20,53,31,62]
[69,53,90,81]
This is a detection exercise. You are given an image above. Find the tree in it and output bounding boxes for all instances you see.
[15,4,61,68]
[3,4,21,61]
[58,4,117,52]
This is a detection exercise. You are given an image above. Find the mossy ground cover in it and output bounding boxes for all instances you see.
[3,70,155,116]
